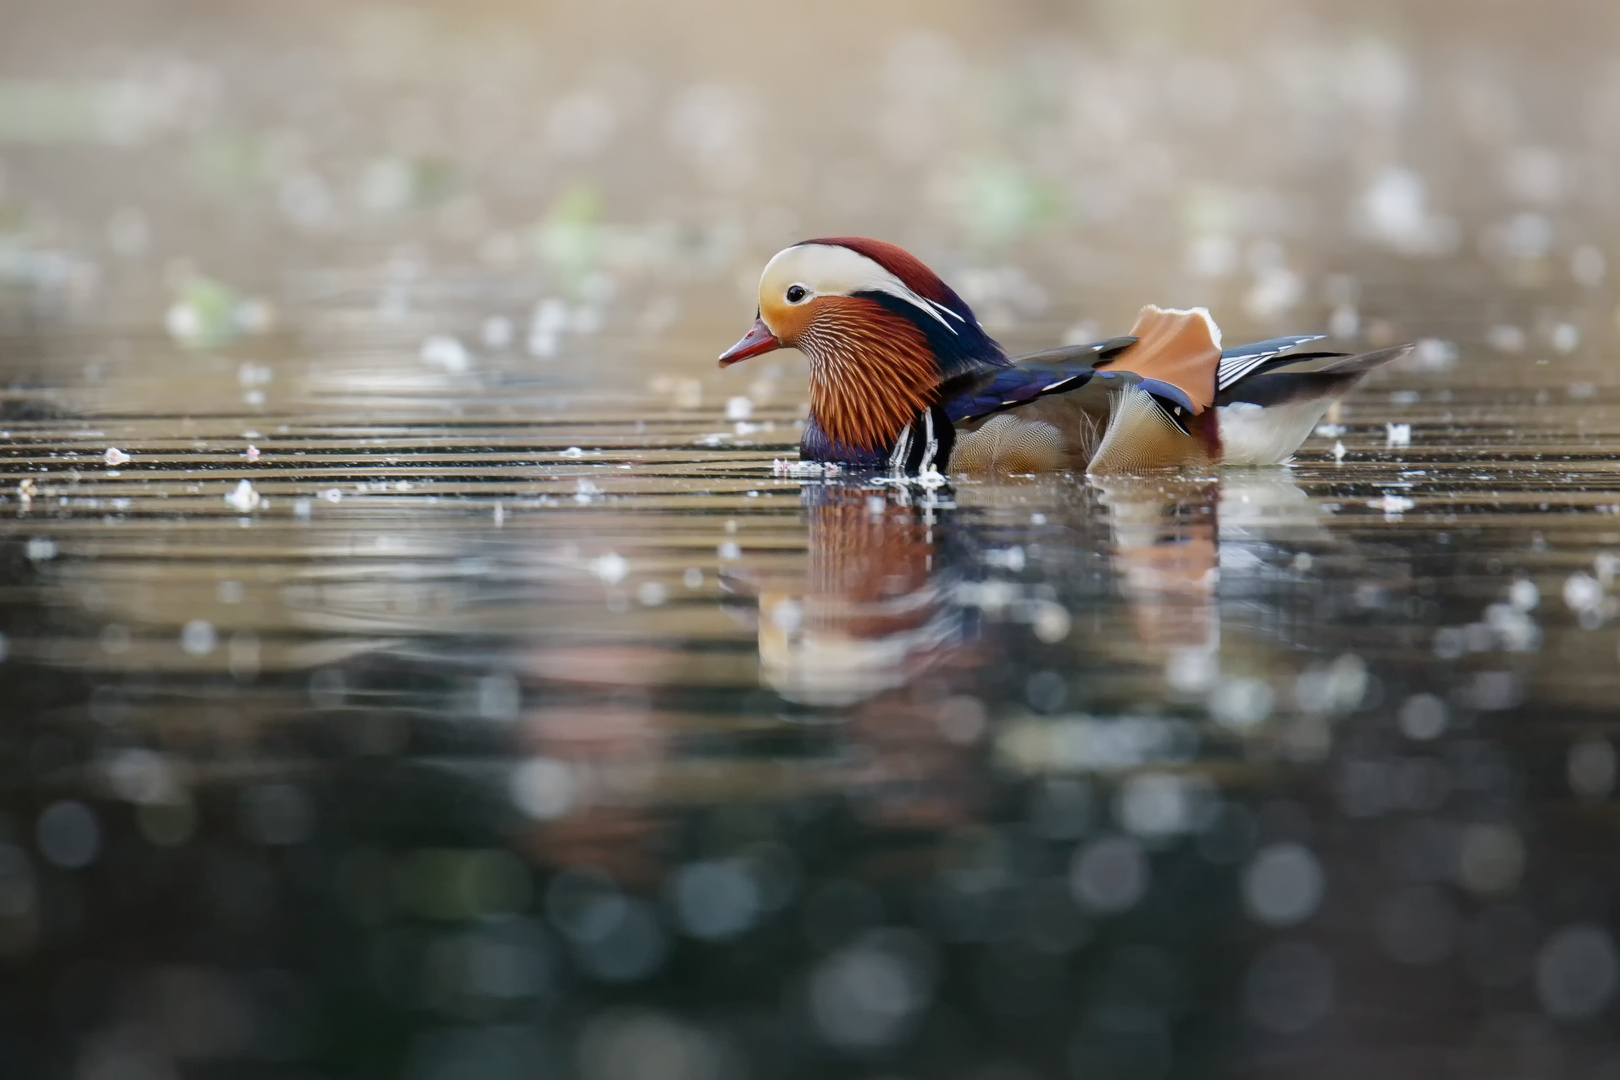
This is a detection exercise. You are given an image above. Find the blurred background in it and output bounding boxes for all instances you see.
[3,0,1620,352]
[6,1,1620,1078]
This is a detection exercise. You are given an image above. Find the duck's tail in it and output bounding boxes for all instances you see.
[1215,344,1413,466]
[1092,306,1412,470]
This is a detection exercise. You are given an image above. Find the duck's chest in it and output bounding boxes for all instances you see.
[800,405,956,471]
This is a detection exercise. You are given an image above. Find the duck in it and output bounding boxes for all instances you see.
[718,237,1411,475]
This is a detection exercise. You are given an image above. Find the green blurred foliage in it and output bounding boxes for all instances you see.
[536,183,605,289]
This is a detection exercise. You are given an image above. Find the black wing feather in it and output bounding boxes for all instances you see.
[1216,335,1327,391]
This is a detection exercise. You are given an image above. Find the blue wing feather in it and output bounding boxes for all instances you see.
[941,337,1139,424]
[942,366,1095,423]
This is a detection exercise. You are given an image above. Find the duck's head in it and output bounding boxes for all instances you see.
[719,238,1005,454]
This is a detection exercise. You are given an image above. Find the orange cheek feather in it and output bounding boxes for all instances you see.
[761,296,814,347]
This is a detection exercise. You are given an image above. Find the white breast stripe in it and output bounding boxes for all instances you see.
[918,410,939,472]
[927,299,966,323]
[888,423,914,471]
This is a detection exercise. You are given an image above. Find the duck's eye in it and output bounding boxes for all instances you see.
[785,284,808,304]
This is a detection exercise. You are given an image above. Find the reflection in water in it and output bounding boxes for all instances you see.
[754,473,1274,705]
[1096,475,1223,658]
[3,423,1619,1080]
[754,482,968,707]
[5,384,1620,1079]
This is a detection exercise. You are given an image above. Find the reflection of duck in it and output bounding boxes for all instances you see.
[720,237,1411,474]
[1092,469,1321,670]
[1091,476,1222,655]
[756,484,968,706]
[513,482,991,881]
[1218,467,1327,543]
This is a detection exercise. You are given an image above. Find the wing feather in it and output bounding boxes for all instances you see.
[942,365,1117,424]
[1215,334,1328,390]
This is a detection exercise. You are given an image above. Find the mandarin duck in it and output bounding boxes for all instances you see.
[719,237,1411,475]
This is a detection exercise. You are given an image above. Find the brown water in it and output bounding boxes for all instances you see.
[6,3,1620,1079]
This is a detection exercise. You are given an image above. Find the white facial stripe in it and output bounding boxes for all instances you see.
[761,244,957,334]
